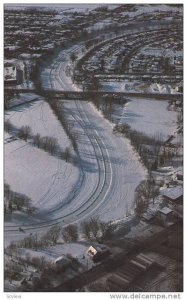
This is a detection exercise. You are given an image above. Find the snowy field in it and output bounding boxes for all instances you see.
[5,100,71,148]
[17,242,94,268]
[6,93,41,108]
[101,81,179,94]
[4,4,119,13]
[121,4,183,18]
[4,100,80,213]
[4,136,80,213]
[117,97,178,141]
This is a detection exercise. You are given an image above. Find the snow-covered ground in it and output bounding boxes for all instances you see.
[4,4,119,13]
[5,41,146,246]
[6,93,41,108]
[121,4,183,19]
[5,100,71,148]
[40,45,146,222]
[125,221,163,241]
[117,97,178,141]
[101,81,179,94]
[4,138,79,212]
[16,242,95,269]
[5,241,106,291]
[4,100,81,222]
[5,11,181,246]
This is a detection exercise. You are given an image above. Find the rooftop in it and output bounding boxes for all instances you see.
[161,185,183,200]
[158,207,173,215]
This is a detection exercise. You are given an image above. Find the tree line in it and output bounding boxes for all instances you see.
[113,123,179,171]
[6,217,115,254]
[46,98,78,153]
[4,183,36,215]
[4,119,72,163]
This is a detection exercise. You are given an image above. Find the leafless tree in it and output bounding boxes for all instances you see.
[91,76,101,91]
[33,133,41,147]
[45,224,62,245]
[134,196,149,217]
[4,119,13,133]
[62,224,78,242]
[89,217,100,239]
[63,147,71,162]
[100,221,114,240]
[4,183,11,199]
[40,136,58,154]
[18,125,31,141]
[81,217,101,240]
[152,132,163,169]
[134,180,159,215]
[81,220,92,240]
[136,180,159,202]
[70,52,77,64]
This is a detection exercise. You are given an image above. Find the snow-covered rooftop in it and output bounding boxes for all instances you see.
[161,185,183,200]
[158,207,173,215]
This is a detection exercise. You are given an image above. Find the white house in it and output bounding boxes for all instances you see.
[4,62,17,83]
[4,59,25,84]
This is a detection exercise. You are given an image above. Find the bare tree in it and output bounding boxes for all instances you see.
[62,224,78,242]
[100,221,114,240]
[81,220,92,240]
[135,180,159,202]
[70,52,77,64]
[90,76,101,91]
[63,147,71,162]
[45,224,62,245]
[4,119,13,133]
[49,137,58,154]
[33,133,41,147]
[40,136,58,154]
[152,132,163,169]
[71,139,77,151]
[150,185,160,204]
[89,217,100,239]
[4,183,11,199]
[81,217,100,240]
[134,180,159,215]
[18,125,31,141]
[135,196,149,217]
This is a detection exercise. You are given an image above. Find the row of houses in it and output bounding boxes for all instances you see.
[143,184,183,226]
[107,253,154,292]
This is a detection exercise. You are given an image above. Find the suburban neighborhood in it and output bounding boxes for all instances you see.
[4,3,183,294]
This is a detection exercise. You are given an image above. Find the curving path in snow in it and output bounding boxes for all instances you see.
[42,44,146,222]
[5,43,145,245]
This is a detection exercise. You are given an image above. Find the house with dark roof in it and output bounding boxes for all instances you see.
[157,207,174,225]
[161,185,183,205]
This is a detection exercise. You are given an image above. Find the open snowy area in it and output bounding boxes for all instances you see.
[16,242,96,269]
[63,100,145,222]
[5,99,71,148]
[4,100,81,220]
[117,97,178,140]
[4,3,183,293]
[101,81,179,94]
[5,137,79,212]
